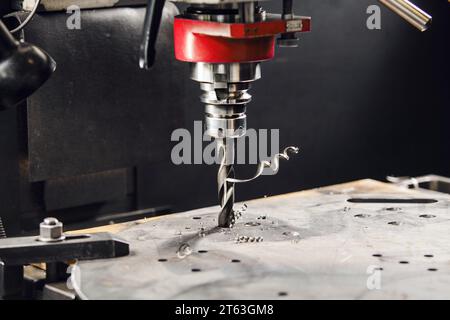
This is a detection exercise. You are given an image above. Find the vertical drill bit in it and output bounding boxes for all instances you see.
[217,139,235,228]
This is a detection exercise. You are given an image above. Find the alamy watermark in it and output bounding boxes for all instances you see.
[367,5,381,30]
[63,5,383,33]
[171,121,282,174]
[66,5,81,30]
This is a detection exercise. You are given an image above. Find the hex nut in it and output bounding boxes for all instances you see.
[39,217,65,242]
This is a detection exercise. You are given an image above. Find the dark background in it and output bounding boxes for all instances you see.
[143,0,450,210]
[0,0,449,234]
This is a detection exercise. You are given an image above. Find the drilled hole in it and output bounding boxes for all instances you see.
[65,235,91,240]
[385,207,402,211]
[231,259,241,263]
[191,268,201,272]
[424,254,434,258]
[427,268,438,272]
[419,214,436,218]
[399,261,409,264]
[198,250,208,254]
[372,254,382,257]
[158,258,167,262]
[278,292,288,297]
[354,214,371,218]
[348,198,437,204]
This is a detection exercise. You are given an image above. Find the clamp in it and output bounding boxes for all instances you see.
[0,218,129,299]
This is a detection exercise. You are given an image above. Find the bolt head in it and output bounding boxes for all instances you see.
[39,217,65,242]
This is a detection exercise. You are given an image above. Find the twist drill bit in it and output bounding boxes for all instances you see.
[216,145,300,228]
[217,139,236,228]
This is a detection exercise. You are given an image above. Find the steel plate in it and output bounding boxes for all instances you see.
[72,180,450,299]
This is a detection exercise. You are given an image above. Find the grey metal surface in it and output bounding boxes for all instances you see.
[73,180,450,299]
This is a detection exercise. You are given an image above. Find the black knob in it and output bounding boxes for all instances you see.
[0,21,56,109]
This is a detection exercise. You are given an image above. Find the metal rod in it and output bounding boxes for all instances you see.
[282,0,294,20]
[239,2,255,23]
[379,0,432,31]
[9,0,42,34]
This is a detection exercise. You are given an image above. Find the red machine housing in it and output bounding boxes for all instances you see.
[174,16,311,63]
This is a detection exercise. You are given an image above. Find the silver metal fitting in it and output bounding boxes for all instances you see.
[277,34,299,48]
[191,62,261,84]
[39,217,65,242]
[205,104,247,139]
[379,0,432,32]
[191,62,261,139]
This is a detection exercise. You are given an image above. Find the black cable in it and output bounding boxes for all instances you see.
[8,0,42,34]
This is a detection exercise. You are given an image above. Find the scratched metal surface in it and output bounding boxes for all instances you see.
[72,180,450,299]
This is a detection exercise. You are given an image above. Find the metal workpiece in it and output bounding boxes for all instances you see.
[379,0,432,31]
[72,180,450,300]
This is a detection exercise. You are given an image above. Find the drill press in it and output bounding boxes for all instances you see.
[141,0,310,227]
[138,0,433,228]
[174,2,309,227]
